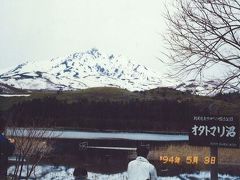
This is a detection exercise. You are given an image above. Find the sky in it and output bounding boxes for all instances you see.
[0,0,170,73]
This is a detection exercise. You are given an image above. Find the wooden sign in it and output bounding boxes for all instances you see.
[189,116,239,148]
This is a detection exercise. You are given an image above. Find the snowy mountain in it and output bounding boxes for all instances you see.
[0,49,165,91]
[176,79,240,95]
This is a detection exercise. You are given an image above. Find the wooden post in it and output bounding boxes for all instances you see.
[210,147,218,180]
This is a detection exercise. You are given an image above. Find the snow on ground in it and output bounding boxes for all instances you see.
[8,165,240,180]
[6,128,189,141]
[0,94,30,97]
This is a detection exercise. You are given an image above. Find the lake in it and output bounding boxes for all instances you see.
[6,128,240,179]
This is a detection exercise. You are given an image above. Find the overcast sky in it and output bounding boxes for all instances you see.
[0,0,170,73]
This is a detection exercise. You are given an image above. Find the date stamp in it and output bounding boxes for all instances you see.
[160,155,216,165]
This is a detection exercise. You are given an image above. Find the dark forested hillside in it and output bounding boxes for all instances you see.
[1,87,239,132]
[0,83,26,94]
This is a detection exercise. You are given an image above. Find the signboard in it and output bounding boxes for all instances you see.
[189,116,239,148]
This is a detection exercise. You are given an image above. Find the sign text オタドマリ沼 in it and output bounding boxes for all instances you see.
[189,116,239,148]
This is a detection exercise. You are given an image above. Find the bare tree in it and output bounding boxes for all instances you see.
[164,0,240,93]
[6,126,54,179]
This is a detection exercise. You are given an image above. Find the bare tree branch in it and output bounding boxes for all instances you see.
[164,0,240,93]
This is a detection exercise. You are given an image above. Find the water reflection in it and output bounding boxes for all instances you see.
[42,140,193,176]
[46,147,130,174]
[9,140,240,179]
[8,132,240,177]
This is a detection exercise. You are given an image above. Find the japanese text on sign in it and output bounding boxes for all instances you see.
[191,125,236,137]
[189,116,239,148]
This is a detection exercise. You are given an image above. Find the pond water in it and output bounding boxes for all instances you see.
[7,129,240,179]
[8,146,240,180]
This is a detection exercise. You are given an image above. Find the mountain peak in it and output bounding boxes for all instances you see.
[87,48,101,57]
[0,49,163,91]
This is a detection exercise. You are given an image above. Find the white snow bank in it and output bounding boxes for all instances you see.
[0,94,30,97]
[8,165,239,180]
[7,128,189,142]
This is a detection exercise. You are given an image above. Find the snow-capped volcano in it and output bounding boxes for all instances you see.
[0,49,164,91]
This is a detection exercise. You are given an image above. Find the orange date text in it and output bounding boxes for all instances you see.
[159,156,216,165]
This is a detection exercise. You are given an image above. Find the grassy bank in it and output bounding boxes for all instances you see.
[149,143,240,176]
